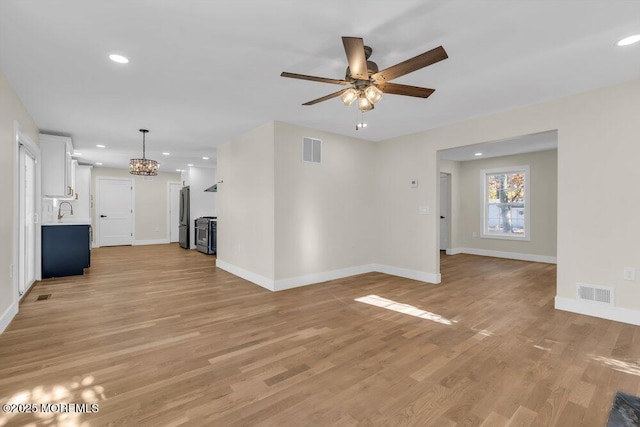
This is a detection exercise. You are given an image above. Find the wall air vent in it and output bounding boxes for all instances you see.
[302,137,322,164]
[576,284,614,305]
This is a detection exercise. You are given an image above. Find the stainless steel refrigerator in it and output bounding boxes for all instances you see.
[179,186,190,248]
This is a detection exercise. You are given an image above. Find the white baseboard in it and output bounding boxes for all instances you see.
[274,264,375,291]
[216,259,275,291]
[134,238,170,246]
[0,301,18,334]
[372,264,441,284]
[449,247,556,264]
[555,296,640,326]
[216,260,440,292]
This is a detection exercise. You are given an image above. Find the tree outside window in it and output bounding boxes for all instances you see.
[481,166,530,240]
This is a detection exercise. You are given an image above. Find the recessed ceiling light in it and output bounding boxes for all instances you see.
[474,152,483,156]
[202,157,209,160]
[187,164,193,167]
[74,152,82,156]
[95,162,103,165]
[162,152,170,156]
[96,144,106,148]
[109,54,129,64]
[176,169,183,172]
[356,123,368,128]
[617,35,640,46]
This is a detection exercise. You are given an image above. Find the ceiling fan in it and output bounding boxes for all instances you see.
[281,36,448,113]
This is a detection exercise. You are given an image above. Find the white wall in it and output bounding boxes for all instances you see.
[375,137,440,280]
[0,69,39,332]
[273,122,376,287]
[187,166,216,249]
[451,149,557,261]
[216,122,276,285]
[91,167,180,244]
[377,78,640,324]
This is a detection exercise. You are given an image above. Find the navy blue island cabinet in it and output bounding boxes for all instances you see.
[42,224,91,278]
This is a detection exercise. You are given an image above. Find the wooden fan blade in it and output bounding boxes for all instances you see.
[378,82,435,98]
[342,37,369,80]
[372,46,448,83]
[281,72,350,85]
[302,89,348,106]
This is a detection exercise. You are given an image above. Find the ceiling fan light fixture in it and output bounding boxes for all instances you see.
[364,85,383,104]
[341,88,358,106]
[358,94,374,112]
[129,129,159,176]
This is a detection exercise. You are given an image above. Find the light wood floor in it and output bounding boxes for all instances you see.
[1,245,639,426]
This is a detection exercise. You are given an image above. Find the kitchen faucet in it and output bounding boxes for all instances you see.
[57,201,74,221]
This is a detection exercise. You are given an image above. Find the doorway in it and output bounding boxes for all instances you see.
[17,142,39,297]
[97,177,134,246]
[168,182,181,243]
[437,130,558,275]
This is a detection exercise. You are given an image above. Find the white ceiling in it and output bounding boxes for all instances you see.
[1,1,639,172]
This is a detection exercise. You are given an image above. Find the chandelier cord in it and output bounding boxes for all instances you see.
[142,130,146,159]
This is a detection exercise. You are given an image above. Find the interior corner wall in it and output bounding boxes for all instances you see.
[216,122,276,286]
[455,149,557,259]
[273,121,375,288]
[91,167,180,243]
[187,166,216,249]
[377,78,640,323]
[0,68,39,330]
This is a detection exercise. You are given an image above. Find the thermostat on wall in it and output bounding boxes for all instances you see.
[410,179,418,188]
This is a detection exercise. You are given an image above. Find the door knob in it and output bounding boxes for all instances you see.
[440,216,445,219]
[100,215,107,218]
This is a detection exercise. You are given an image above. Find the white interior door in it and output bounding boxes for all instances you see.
[19,145,36,295]
[169,182,181,243]
[440,173,449,251]
[98,178,134,246]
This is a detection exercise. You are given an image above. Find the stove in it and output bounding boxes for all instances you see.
[195,216,216,255]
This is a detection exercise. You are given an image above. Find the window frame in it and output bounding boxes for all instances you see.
[480,165,530,241]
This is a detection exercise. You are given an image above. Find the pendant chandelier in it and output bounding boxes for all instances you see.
[129,129,159,176]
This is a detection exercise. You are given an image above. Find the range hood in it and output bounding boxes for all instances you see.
[204,184,217,192]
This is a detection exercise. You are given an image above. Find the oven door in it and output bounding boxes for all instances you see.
[195,221,209,248]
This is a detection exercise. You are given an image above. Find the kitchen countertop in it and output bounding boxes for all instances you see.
[42,218,92,226]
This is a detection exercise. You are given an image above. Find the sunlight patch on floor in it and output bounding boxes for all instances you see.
[591,355,640,376]
[355,295,455,325]
[0,374,105,427]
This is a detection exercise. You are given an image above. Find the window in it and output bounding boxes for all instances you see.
[481,165,530,240]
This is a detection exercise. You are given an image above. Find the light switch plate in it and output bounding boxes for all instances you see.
[419,206,429,215]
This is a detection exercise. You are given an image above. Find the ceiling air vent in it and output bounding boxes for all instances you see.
[576,284,614,305]
[302,137,321,164]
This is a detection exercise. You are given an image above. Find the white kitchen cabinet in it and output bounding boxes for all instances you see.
[71,165,92,218]
[40,134,76,199]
